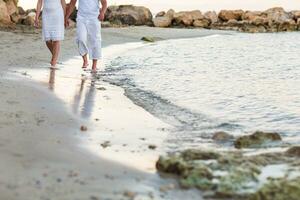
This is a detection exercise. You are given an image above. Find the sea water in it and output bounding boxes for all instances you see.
[104,32,300,150]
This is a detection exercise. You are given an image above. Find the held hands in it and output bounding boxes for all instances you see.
[34,17,39,28]
[64,18,70,28]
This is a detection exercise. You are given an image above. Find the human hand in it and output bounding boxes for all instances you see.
[98,12,105,21]
[64,18,70,28]
[34,18,39,28]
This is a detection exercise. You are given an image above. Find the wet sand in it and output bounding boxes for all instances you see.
[0,26,227,199]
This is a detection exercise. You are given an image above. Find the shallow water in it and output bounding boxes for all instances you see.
[104,32,300,151]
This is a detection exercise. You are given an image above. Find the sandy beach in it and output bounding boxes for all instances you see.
[0,26,228,200]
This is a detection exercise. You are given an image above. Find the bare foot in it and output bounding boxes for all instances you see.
[91,68,98,73]
[82,62,89,69]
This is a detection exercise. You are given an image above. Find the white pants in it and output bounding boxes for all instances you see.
[76,18,102,60]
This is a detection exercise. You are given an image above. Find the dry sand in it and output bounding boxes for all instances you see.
[0,26,229,200]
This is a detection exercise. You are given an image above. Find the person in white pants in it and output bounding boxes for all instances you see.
[65,0,107,72]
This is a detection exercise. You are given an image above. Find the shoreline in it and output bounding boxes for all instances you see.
[0,27,223,199]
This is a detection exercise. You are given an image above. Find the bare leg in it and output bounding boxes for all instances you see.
[46,41,54,55]
[82,54,89,69]
[92,59,98,73]
[50,41,60,67]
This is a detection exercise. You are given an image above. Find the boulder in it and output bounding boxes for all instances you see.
[105,5,153,26]
[278,19,297,31]
[239,22,267,33]
[218,10,244,21]
[290,10,300,20]
[0,0,12,25]
[251,16,268,26]
[234,131,282,149]
[10,12,19,23]
[286,146,300,157]
[193,18,210,28]
[204,11,218,24]
[18,6,25,15]
[153,9,174,27]
[5,0,18,16]
[155,11,165,18]
[212,131,234,142]
[242,11,263,21]
[141,36,155,42]
[173,10,203,26]
[25,8,36,15]
[23,12,36,26]
[264,7,294,31]
[153,16,172,27]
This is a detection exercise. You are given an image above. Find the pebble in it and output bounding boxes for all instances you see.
[148,145,157,150]
[80,126,88,131]
[123,190,136,199]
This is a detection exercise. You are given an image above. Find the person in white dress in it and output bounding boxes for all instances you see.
[35,0,66,69]
[65,0,107,72]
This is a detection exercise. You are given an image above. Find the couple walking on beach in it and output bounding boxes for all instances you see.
[34,0,107,72]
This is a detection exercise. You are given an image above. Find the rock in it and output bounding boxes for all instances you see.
[156,149,299,198]
[23,12,36,26]
[239,22,267,33]
[153,16,172,27]
[193,18,210,28]
[105,5,153,26]
[286,146,300,157]
[250,178,300,200]
[212,131,234,141]
[18,6,25,15]
[0,0,11,25]
[123,190,136,199]
[10,12,19,23]
[25,8,36,15]
[148,144,157,150]
[156,155,190,176]
[5,0,18,16]
[100,141,111,148]
[242,11,264,21]
[227,19,240,26]
[291,10,300,20]
[141,36,155,42]
[153,9,174,27]
[204,11,218,24]
[264,7,296,31]
[155,11,165,18]
[80,125,88,131]
[218,10,244,21]
[181,149,220,160]
[234,131,282,149]
[173,10,204,26]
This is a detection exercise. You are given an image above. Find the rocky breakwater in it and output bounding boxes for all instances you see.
[0,0,38,28]
[153,7,300,33]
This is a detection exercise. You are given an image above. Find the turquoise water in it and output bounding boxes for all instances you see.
[104,32,300,149]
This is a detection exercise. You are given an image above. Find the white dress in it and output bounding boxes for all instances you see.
[42,0,64,41]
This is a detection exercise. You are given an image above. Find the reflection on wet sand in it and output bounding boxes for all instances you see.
[48,69,55,91]
[48,69,96,119]
[81,80,96,119]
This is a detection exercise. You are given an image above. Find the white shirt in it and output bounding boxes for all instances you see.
[77,0,100,19]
